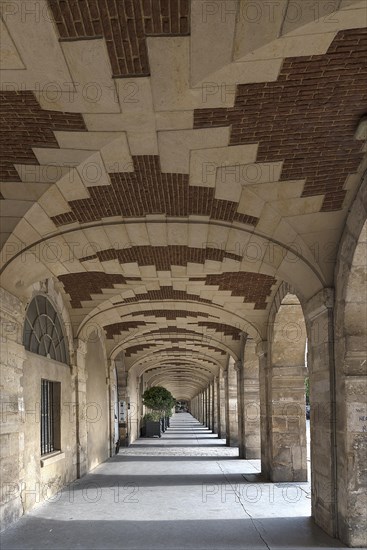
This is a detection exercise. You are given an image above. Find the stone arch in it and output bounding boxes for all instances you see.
[261,282,308,482]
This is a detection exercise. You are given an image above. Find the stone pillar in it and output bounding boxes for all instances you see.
[225,357,239,447]
[198,392,203,423]
[207,385,212,430]
[258,341,270,475]
[106,359,117,456]
[236,340,261,459]
[259,334,307,482]
[235,359,245,454]
[305,289,338,538]
[0,289,27,530]
[243,340,261,458]
[206,386,210,428]
[213,377,219,434]
[334,195,367,548]
[72,339,88,478]
[218,370,226,439]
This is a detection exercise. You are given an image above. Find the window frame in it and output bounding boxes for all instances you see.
[40,379,61,457]
[23,295,69,365]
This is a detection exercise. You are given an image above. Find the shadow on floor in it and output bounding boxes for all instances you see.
[0,517,347,549]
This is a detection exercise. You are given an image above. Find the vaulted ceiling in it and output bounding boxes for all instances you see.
[1,0,366,399]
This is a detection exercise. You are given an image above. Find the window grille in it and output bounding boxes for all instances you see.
[23,295,68,364]
[40,379,60,456]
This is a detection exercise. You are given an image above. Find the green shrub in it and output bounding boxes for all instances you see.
[143,412,161,423]
[142,386,176,417]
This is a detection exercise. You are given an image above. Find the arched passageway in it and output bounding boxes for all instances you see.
[0,2,366,548]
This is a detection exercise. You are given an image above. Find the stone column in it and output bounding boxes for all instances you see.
[198,392,203,423]
[206,386,210,428]
[213,377,219,434]
[257,341,270,475]
[72,338,88,478]
[106,359,117,456]
[207,385,212,430]
[0,289,27,529]
[225,357,239,447]
[305,289,338,538]
[203,390,206,425]
[218,370,226,439]
[243,340,261,458]
[259,335,307,482]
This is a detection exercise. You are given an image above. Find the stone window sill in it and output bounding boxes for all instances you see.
[40,451,65,467]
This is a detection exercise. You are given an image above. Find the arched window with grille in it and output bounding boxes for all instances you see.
[23,295,68,456]
[23,295,68,364]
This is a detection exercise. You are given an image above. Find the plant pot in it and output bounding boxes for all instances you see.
[145,420,161,438]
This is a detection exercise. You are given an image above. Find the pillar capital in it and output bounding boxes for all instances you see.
[234,359,243,372]
[256,340,268,358]
[73,337,88,356]
[304,288,334,321]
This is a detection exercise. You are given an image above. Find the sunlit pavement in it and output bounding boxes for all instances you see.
[1,414,350,550]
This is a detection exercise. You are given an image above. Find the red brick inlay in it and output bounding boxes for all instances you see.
[0,91,86,181]
[125,338,226,357]
[105,321,147,339]
[197,322,242,340]
[190,272,276,309]
[58,272,141,308]
[80,245,242,269]
[124,342,157,357]
[130,309,213,320]
[48,0,190,77]
[51,156,258,227]
[194,29,367,211]
[114,286,213,306]
[150,328,241,341]
[150,346,223,356]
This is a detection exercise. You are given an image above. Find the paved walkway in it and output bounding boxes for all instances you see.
[1,414,348,549]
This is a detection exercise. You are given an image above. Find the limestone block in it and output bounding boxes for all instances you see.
[0,20,24,70]
[1,0,72,90]
[158,127,230,174]
[191,0,237,84]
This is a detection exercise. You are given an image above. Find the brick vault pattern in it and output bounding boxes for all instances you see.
[124,340,226,357]
[58,270,275,310]
[189,273,277,309]
[58,272,141,308]
[194,29,367,211]
[0,91,86,181]
[51,156,258,227]
[129,310,213,319]
[49,0,190,77]
[80,245,243,269]
[105,324,239,342]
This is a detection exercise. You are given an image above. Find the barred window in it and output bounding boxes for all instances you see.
[23,295,68,364]
[41,379,61,456]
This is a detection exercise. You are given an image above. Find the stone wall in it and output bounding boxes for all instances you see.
[0,282,113,531]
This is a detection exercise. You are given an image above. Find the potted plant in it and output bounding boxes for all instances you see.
[142,411,162,437]
[142,386,175,438]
